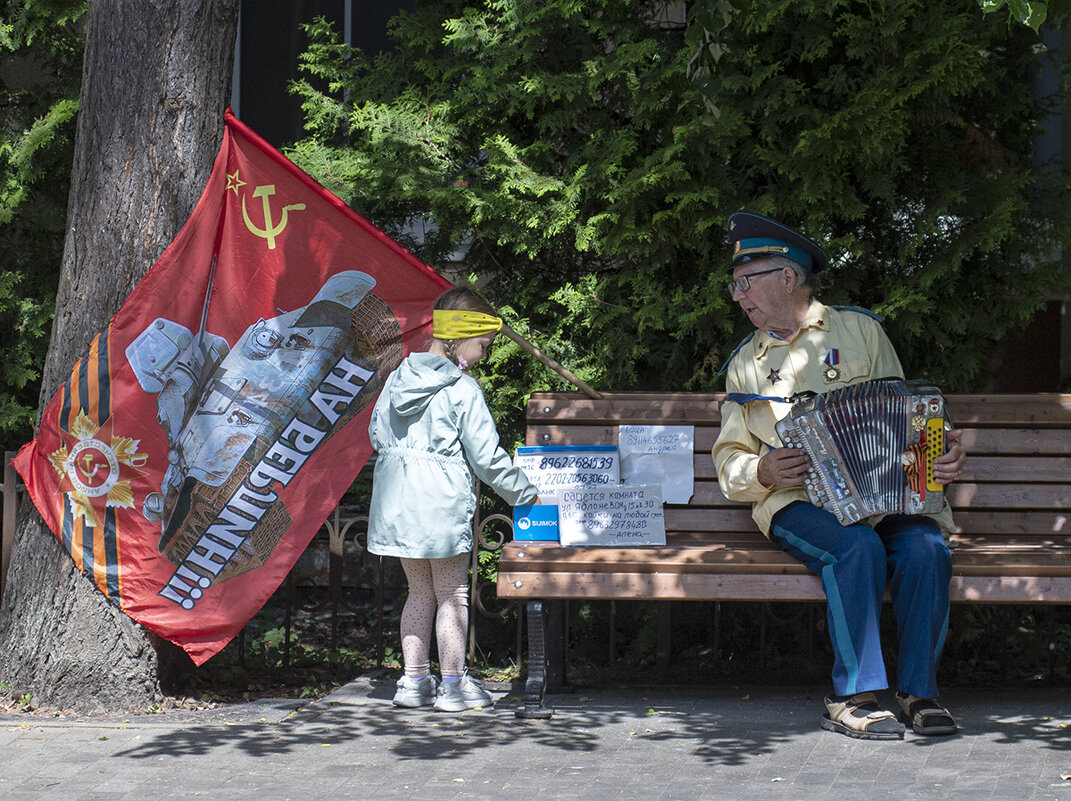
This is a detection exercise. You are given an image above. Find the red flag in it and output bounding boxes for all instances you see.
[13,109,450,664]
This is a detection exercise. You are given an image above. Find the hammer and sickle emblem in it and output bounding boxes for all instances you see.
[79,452,102,479]
[242,184,306,250]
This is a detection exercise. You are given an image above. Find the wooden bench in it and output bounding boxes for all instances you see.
[497,391,1071,718]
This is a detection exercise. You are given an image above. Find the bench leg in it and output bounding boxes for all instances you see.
[545,599,568,692]
[518,600,554,719]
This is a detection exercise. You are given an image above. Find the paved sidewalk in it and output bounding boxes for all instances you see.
[1,676,1070,800]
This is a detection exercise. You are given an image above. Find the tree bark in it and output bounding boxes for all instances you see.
[0,0,239,715]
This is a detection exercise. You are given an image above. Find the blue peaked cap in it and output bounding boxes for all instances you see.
[727,212,829,273]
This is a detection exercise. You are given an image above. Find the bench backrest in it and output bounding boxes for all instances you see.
[525,392,1071,544]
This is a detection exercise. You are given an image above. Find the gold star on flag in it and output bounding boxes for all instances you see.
[50,413,147,529]
[226,170,247,196]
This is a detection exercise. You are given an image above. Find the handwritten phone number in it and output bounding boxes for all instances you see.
[539,473,614,486]
[535,456,616,470]
[562,517,652,532]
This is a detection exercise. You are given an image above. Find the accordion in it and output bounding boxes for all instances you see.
[774,379,948,526]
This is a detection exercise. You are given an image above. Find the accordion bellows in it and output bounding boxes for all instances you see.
[775,379,948,526]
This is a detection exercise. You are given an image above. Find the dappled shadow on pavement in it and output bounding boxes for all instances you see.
[985,713,1071,752]
[102,681,1071,769]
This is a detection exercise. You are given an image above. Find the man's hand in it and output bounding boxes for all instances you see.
[932,428,966,485]
[757,447,810,488]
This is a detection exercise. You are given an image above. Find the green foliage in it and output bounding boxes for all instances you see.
[941,605,1071,686]
[0,0,85,450]
[290,0,1067,442]
[978,0,1069,30]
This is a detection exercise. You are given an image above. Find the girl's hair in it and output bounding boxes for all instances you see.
[432,286,499,364]
[434,286,498,317]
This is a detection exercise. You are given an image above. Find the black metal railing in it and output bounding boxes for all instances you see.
[0,459,523,674]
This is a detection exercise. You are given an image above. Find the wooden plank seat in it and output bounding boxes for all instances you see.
[496,392,1071,718]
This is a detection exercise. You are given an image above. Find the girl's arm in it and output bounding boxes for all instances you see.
[456,383,539,506]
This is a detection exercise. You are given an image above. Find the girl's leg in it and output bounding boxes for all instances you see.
[429,553,471,680]
[399,557,436,678]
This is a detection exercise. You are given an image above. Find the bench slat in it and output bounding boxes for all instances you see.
[527,394,726,423]
[948,510,1071,535]
[498,570,827,601]
[502,537,1071,568]
[528,423,1071,456]
[950,576,1071,602]
[679,479,1070,510]
[663,508,1071,537]
[497,569,1071,603]
[957,428,1071,455]
[528,392,1071,426]
[944,483,1070,509]
[946,395,1071,426]
[685,454,1071,482]
[528,393,1071,416]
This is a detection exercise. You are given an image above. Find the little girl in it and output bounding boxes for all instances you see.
[367,286,540,712]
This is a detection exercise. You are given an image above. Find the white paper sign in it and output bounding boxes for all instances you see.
[556,484,666,547]
[513,445,619,499]
[617,425,694,504]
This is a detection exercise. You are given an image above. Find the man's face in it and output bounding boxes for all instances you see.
[730,259,791,331]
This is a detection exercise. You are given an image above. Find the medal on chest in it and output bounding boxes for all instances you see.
[822,348,840,383]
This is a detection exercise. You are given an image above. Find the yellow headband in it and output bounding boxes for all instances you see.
[432,309,503,340]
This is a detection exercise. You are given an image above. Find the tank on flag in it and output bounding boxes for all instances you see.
[126,270,402,558]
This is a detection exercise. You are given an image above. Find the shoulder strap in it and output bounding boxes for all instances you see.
[725,389,818,406]
[717,331,756,376]
[725,392,793,405]
[829,305,884,322]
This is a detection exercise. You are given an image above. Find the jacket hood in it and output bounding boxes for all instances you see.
[388,352,463,416]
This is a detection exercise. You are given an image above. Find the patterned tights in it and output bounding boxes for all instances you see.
[399,554,470,679]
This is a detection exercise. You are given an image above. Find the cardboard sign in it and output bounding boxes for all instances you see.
[556,484,666,547]
[618,424,694,504]
[513,445,619,498]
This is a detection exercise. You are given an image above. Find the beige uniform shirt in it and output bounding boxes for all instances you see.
[713,300,956,536]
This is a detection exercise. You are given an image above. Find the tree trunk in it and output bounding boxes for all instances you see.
[0,0,239,715]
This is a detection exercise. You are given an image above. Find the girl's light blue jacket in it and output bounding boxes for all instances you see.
[367,352,539,559]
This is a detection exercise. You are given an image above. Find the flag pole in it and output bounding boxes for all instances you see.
[500,324,603,400]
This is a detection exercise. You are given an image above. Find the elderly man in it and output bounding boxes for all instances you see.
[713,212,966,740]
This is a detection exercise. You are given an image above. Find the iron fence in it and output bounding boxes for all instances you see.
[0,459,525,673]
[0,455,836,685]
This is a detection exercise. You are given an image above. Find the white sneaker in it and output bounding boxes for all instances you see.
[392,675,437,708]
[434,673,493,712]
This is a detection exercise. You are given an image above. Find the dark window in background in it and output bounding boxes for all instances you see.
[233,0,414,148]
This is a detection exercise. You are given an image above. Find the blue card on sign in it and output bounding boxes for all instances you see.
[513,504,559,541]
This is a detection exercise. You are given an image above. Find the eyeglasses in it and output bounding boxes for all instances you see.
[727,266,784,298]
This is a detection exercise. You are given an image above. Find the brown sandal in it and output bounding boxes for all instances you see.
[822,692,906,740]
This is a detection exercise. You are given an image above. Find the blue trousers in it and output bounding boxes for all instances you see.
[770,502,952,698]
